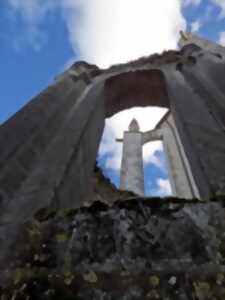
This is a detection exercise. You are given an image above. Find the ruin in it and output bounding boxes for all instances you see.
[118,113,200,199]
[0,33,225,299]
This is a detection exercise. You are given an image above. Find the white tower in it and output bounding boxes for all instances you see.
[117,113,200,199]
[117,119,145,196]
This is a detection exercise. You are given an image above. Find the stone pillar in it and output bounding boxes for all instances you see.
[0,63,105,262]
[164,67,217,199]
[118,119,144,196]
[142,115,199,199]
[160,117,200,199]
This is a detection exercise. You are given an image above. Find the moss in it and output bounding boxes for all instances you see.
[149,275,160,287]
[64,272,74,286]
[146,289,160,299]
[120,270,130,277]
[216,273,224,283]
[84,270,98,283]
[34,207,56,222]
[55,233,69,244]
[194,282,212,300]
[2,195,225,299]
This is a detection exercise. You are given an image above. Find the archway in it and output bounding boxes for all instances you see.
[96,69,173,197]
[97,106,172,197]
[104,69,170,118]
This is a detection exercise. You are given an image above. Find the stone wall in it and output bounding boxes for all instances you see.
[0,39,225,273]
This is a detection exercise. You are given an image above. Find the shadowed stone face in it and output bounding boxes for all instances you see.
[104,70,170,118]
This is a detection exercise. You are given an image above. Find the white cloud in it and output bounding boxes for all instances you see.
[182,0,202,7]
[191,20,201,32]
[150,178,172,196]
[190,5,213,34]
[7,0,56,49]
[98,107,168,170]
[61,0,186,68]
[211,0,225,18]
[8,0,55,22]
[219,31,225,46]
[7,0,187,66]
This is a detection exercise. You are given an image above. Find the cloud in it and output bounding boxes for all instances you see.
[191,20,201,32]
[98,107,168,170]
[7,0,55,22]
[7,0,56,50]
[211,0,225,18]
[61,0,186,68]
[219,31,225,46]
[149,178,172,196]
[7,0,187,66]
[189,5,214,34]
[182,0,202,7]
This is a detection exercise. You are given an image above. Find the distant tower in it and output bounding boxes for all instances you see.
[117,112,201,199]
[117,119,144,196]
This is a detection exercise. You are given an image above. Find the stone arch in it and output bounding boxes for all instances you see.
[104,69,170,118]
[99,69,197,199]
[96,69,172,197]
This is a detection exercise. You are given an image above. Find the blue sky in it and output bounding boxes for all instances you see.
[0,0,225,196]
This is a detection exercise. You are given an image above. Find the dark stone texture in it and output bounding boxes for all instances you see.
[0,40,225,285]
[1,192,225,300]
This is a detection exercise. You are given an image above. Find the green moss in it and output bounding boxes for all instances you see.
[146,289,160,299]
[149,275,160,287]
[206,263,220,282]
[84,270,98,283]
[194,282,212,300]
[56,233,69,244]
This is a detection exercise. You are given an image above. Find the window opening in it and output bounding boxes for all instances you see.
[97,107,172,197]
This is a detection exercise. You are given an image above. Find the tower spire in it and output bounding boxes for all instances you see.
[128,118,140,132]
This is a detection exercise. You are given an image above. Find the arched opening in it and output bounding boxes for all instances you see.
[104,69,170,118]
[98,107,173,197]
[97,69,173,197]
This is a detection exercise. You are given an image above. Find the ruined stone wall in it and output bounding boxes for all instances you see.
[0,40,225,271]
[1,173,225,300]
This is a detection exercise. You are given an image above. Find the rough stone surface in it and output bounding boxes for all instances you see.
[1,183,225,299]
[0,36,225,299]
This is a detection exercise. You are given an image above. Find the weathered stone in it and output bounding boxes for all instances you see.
[1,189,225,299]
[0,34,225,299]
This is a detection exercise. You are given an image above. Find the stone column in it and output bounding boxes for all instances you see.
[142,113,200,199]
[117,119,144,196]
[0,63,105,263]
[160,117,200,199]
